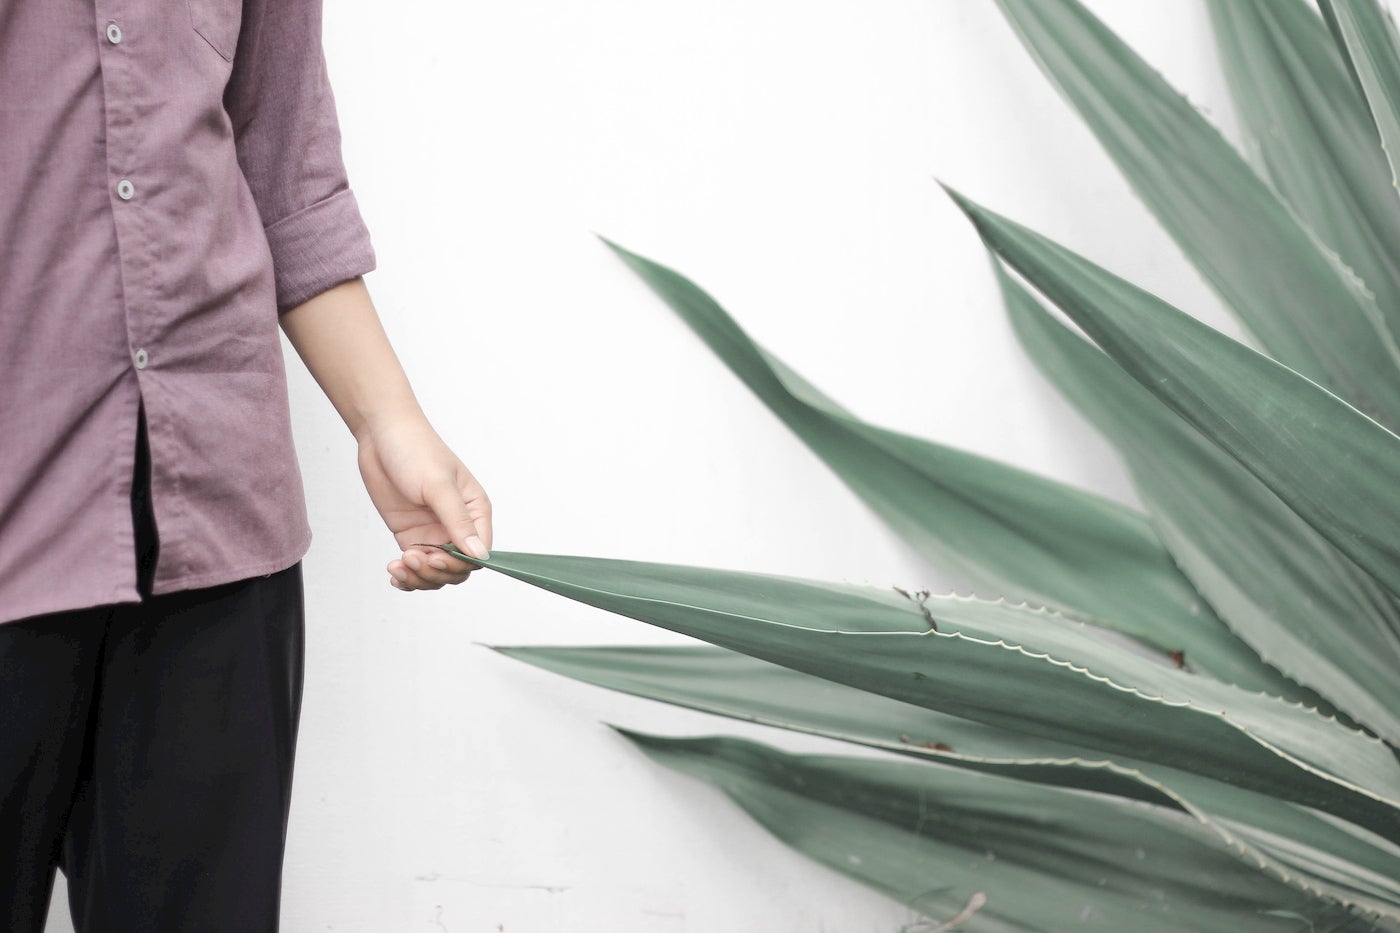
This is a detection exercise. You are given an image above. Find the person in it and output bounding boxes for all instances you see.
[0,0,491,930]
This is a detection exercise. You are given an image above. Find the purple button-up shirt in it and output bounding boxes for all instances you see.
[1,0,376,624]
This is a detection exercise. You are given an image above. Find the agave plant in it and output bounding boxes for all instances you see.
[460,0,1400,928]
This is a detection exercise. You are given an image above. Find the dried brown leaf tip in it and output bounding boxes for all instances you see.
[1169,650,1185,670]
[892,585,938,632]
[899,733,954,753]
[903,891,987,932]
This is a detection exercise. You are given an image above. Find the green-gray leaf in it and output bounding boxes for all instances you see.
[600,235,1311,702]
[997,261,1400,743]
[498,644,1400,919]
[1209,0,1400,359]
[618,730,1377,931]
[946,188,1400,605]
[469,550,1400,841]
[993,0,1400,428]
[1320,0,1400,199]
[496,643,1178,808]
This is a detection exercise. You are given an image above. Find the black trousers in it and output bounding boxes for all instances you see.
[0,410,305,932]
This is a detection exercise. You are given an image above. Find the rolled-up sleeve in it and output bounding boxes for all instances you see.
[224,0,376,311]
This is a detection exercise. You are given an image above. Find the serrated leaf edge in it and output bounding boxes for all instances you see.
[479,559,1400,815]
[601,721,1399,923]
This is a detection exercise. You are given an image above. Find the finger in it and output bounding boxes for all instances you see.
[402,549,472,588]
[388,557,453,591]
[423,551,475,577]
[389,562,453,591]
[426,479,489,563]
[388,558,416,589]
[465,485,493,553]
[405,549,472,583]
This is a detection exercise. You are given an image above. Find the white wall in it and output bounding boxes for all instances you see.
[48,1,1248,930]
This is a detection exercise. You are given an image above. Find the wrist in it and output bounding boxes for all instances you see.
[351,397,428,445]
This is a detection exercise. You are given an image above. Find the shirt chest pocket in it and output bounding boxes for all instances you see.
[186,0,242,62]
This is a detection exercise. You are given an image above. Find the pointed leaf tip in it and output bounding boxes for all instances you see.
[935,180,978,216]
[596,232,632,257]
[607,723,662,747]
[938,184,998,247]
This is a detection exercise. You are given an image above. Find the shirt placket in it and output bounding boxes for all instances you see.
[92,1,153,379]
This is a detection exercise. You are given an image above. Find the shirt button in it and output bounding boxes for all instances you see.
[134,348,149,370]
[106,22,122,44]
[116,178,134,200]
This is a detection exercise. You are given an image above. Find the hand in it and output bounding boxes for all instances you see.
[356,413,492,591]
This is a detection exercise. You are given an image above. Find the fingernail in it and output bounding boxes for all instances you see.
[428,558,448,571]
[465,536,490,560]
[404,554,421,571]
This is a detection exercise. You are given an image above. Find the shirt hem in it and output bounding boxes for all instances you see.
[148,536,311,597]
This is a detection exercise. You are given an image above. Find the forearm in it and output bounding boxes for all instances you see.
[279,276,423,441]
[281,275,492,581]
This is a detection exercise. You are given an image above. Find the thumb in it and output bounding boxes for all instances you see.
[425,480,489,562]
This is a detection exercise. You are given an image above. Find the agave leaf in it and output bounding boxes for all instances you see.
[945,189,1400,606]
[992,0,1400,428]
[599,237,1317,702]
[469,550,1400,841]
[997,262,1400,743]
[1319,0,1400,198]
[616,729,1374,931]
[499,644,1400,919]
[1209,0,1400,353]
[495,643,1179,808]
[1210,795,1400,924]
